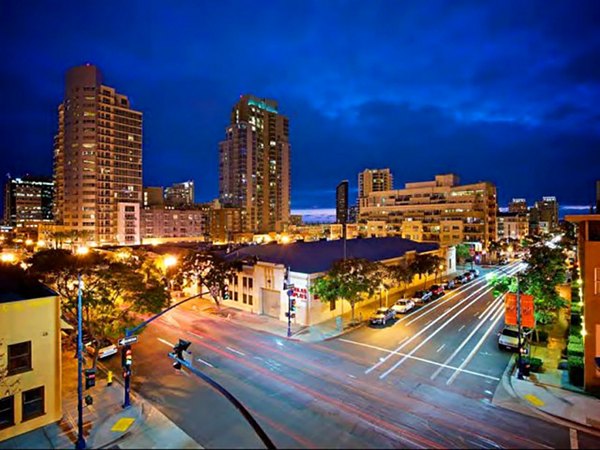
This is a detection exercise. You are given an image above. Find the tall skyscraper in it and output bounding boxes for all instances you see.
[336,180,349,224]
[532,196,559,233]
[358,168,393,199]
[3,176,54,229]
[53,64,142,246]
[219,95,290,233]
[164,180,194,207]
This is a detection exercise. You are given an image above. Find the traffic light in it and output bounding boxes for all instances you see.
[172,339,191,370]
[290,299,297,312]
[222,285,230,300]
[84,368,96,390]
[122,346,132,367]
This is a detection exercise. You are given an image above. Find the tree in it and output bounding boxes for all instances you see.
[455,244,472,266]
[27,249,169,367]
[176,251,244,308]
[409,254,442,288]
[309,258,383,324]
[387,262,414,293]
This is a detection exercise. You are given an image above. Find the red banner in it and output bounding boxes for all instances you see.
[505,293,535,328]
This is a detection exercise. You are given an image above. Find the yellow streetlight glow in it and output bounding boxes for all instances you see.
[164,255,177,268]
[25,239,34,246]
[116,251,130,260]
[37,240,46,247]
[1,253,16,263]
[76,246,89,255]
[281,235,291,244]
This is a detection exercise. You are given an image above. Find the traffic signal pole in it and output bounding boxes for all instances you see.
[285,266,292,338]
[121,290,209,408]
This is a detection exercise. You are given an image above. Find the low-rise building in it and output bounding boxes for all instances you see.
[222,237,455,327]
[566,214,600,393]
[0,268,62,441]
[359,174,497,248]
[142,205,210,242]
[497,212,529,240]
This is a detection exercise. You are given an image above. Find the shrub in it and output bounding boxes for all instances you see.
[571,314,581,326]
[567,342,584,357]
[571,303,583,315]
[527,357,544,373]
[569,334,583,345]
[568,355,584,386]
[570,324,582,337]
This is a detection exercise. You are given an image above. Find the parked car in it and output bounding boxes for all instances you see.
[468,269,480,277]
[85,338,118,360]
[443,279,456,290]
[463,272,475,282]
[369,307,396,325]
[429,284,445,298]
[412,290,433,306]
[497,326,527,352]
[391,298,415,314]
[454,274,466,285]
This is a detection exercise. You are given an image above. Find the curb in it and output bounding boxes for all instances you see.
[504,355,600,436]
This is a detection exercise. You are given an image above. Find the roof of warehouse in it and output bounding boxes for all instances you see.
[224,237,439,274]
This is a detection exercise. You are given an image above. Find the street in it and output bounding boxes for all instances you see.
[103,261,600,449]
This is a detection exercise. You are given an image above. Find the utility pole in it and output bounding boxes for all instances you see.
[76,273,86,450]
[516,275,524,380]
[285,266,293,338]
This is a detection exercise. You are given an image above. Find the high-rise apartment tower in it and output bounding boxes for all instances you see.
[219,95,290,233]
[53,65,142,245]
[358,168,393,199]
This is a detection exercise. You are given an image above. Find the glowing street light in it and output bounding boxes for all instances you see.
[1,253,16,263]
[164,255,177,268]
[280,235,291,244]
[25,239,34,246]
[76,246,90,256]
[37,240,46,248]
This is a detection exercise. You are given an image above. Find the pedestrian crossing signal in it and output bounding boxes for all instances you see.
[84,368,96,390]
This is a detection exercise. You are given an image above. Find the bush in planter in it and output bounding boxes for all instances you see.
[571,303,583,315]
[525,357,544,373]
[568,335,583,346]
[571,313,581,326]
[570,324,582,337]
[568,355,584,386]
[567,342,584,357]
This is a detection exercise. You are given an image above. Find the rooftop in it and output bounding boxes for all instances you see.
[0,265,57,303]
[225,237,439,274]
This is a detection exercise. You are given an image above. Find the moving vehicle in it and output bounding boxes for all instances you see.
[429,284,445,298]
[369,307,396,325]
[498,326,527,352]
[85,338,118,360]
[391,298,415,314]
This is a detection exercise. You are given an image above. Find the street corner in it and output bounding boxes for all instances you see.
[523,393,545,407]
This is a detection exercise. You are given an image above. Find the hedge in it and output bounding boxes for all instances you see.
[568,355,584,386]
[571,303,583,315]
[570,324,582,337]
[569,335,583,346]
[567,342,584,357]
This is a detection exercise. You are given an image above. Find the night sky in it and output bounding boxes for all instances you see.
[1,1,599,221]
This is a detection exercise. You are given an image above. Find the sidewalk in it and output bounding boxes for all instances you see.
[1,349,201,449]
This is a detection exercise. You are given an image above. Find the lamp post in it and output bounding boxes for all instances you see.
[75,272,86,450]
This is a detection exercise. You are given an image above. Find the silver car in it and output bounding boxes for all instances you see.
[391,299,415,314]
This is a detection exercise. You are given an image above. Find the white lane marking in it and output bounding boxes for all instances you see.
[379,286,498,379]
[366,336,408,373]
[365,264,522,376]
[187,331,204,339]
[430,296,504,381]
[446,306,505,385]
[436,344,446,353]
[226,346,245,356]
[157,338,174,347]
[570,428,578,450]
[458,325,466,332]
[340,339,500,381]
[196,357,214,368]
[347,374,357,379]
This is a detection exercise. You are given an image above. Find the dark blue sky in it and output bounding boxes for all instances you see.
[1,0,599,219]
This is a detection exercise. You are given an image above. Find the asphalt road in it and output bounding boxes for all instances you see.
[103,260,600,449]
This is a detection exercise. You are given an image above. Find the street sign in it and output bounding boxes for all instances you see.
[118,336,139,346]
[284,283,294,290]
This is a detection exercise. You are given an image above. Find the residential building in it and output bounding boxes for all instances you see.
[497,212,529,240]
[336,180,349,225]
[221,237,455,326]
[218,95,290,233]
[530,196,559,234]
[0,268,62,441]
[143,187,164,207]
[348,205,358,224]
[3,176,54,230]
[164,181,194,207]
[359,174,497,248]
[53,64,142,246]
[142,205,210,242]
[509,198,528,213]
[209,206,244,243]
[566,214,600,393]
[358,168,393,199]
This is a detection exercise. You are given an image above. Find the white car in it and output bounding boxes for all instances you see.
[85,338,118,360]
[498,326,527,352]
[391,299,415,314]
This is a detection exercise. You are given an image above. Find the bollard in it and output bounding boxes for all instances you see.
[107,370,113,386]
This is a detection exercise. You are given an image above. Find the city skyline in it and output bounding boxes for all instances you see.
[2,1,600,217]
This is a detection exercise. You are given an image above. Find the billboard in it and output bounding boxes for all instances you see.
[505,293,535,328]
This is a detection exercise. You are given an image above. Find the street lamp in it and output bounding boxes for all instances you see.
[163,255,177,268]
[76,246,89,256]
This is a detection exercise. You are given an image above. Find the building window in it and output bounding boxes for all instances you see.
[248,295,253,306]
[248,278,253,289]
[7,341,32,375]
[22,386,45,421]
[0,396,14,430]
[243,277,247,288]
[234,291,238,301]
